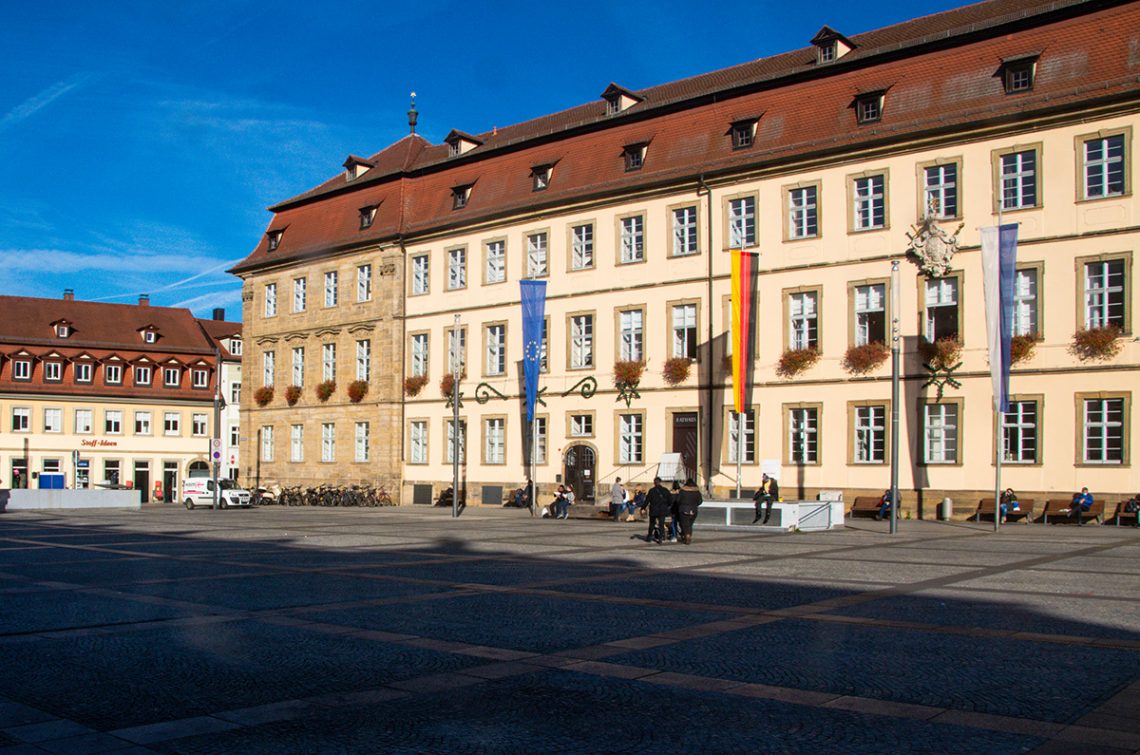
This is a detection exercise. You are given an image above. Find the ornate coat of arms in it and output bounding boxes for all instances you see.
[906,200,964,278]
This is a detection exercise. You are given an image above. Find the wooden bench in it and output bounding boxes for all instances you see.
[974,498,1035,524]
[1110,500,1139,528]
[850,496,886,519]
[1041,498,1104,525]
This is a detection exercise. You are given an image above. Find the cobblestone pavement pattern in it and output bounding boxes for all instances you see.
[0,506,1137,753]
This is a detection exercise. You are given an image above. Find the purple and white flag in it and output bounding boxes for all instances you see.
[980,223,1018,413]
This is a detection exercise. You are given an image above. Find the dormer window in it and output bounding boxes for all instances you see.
[452,185,472,210]
[230,338,242,356]
[267,229,283,251]
[730,119,758,150]
[143,330,157,344]
[44,361,62,382]
[999,54,1039,94]
[445,130,482,157]
[606,97,622,116]
[359,205,377,230]
[811,26,855,65]
[854,91,885,124]
[55,324,70,338]
[343,155,373,180]
[601,84,643,116]
[532,165,552,192]
[623,143,646,172]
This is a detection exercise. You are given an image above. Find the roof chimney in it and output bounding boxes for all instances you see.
[63,289,74,301]
[139,294,150,306]
[212,307,225,321]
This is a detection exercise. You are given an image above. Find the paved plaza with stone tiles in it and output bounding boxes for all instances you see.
[0,504,1137,754]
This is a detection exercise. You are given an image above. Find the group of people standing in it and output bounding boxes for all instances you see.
[640,476,702,544]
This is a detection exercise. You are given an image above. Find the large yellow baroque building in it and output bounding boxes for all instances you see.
[231,0,1138,514]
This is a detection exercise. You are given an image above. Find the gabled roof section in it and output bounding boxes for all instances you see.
[811,25,857,49]
[342,155,375,180]
[445,130,484,156]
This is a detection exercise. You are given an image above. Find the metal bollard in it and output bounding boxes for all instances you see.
[939,497,953,521]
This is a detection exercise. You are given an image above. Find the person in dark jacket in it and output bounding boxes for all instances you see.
[645,477,672,544]
[676,479,703,544]
[669,480,682,542]
[752,473,779,524]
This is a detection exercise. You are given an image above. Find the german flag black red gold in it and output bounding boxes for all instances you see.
[730,249,759,414]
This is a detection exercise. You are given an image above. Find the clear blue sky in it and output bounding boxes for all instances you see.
[0,0,964,319]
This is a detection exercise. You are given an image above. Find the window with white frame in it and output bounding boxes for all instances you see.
[1084,259,1125,330]
[486,324,506,375]
[672,303,698,358]
[75,408,93,434]
[230,338,242,356]
[55,323,70,338]
[265,283,277,317]
[852,175,885,230]
[261,426,274,461]
[446,328,466,373]
[410,420,428,464]
[1083,397,1124,464]
[672,206,698,256]
[1002,400,1037,464]
[446,419,466,464]
[143,330,157,344]
[485,240,506,284]
[134,411,152,435]
[788,186,818,239]
[1000,150,1037,210]
[163,367,180,387]
[623,144,645,171]
[231,382,241,404]
[164,412,180,436]
[619,309,643,362]
[527,232,548,277]
[854,284,886,345]
[194,368,210,390]
[620,215,644,263]
[789,292,818,351]
[135,366,152,386]
[728,196,756,248]
[322,343,336,382]
[788,407,818,464]
[412,254,429,295]
[854,405,886,463]
[570,414,593,437]
[321,422,335,462]
[263,351,275,387]
[1082,134,1125,199]
[293,277,306,312]
[355,339,371,381]
[229,425,240,446]
[75,362,92,383]
[411,333,429,377]
[570,314,593,368]
[354,422,369,462]
[44,361,62,381]
[290,424,303,462]
[533,416,548,464]
[43,408,61,433]
[12,407,30,432]
[105,409,122,434]
[728,410,755,464]
[855,93,883,124]
[324,271,338,307]
[540,319,548,372]
[925,277,959,342]
[1013,269,1038,337]
[357,264,372,302]
[192,413,208,437]
[105,363,122,384]
[619,414,643,464]
[484,417,505,464]
[731,120,755,149]
[923,403,958,464]
[571,224,593,270]
[12,360,30,380]
[923,164,958,218]
[448,247,466,290]
[292,347,304,387]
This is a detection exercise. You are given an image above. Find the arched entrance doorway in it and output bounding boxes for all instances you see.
[563,444,596,502]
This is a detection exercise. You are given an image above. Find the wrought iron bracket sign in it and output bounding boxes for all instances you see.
[561,376,597,400]
[474,382,509,404]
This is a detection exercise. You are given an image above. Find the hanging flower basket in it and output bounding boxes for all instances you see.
[776,347,820,378]
[253,386,274,407]
[662,357,691,386]
[1070,325,1122,362]
[613,360,644,389]
[1009,334,1036,365]
[404,374,429,397]
[347,379,369,403]
[439,372,463,399]
[284,385,302,406]
[918,336,962,370]
[842,341,889,375]
[316,380,336,402]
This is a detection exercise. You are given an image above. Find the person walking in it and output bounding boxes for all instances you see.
[645,477,672,544]
[676,478,703,544]
[752,473,779,524]
[610,477,625,521]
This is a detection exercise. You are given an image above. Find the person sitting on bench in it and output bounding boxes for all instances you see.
[1000,488,1020,523]
[876,489,893,521]
[752,473,779,524]
[1069,487,1094,525]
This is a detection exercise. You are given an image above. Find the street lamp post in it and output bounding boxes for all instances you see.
[451,313,460,519]
[889,260,901,535]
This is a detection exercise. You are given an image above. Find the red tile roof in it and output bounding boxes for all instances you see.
[231,0,1137,275]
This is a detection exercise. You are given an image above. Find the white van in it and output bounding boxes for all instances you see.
[181,478,253,509]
